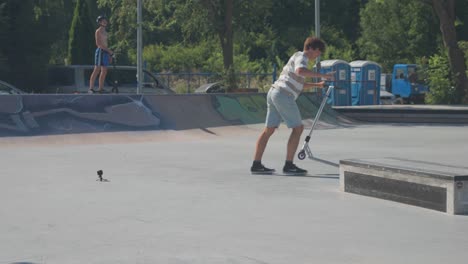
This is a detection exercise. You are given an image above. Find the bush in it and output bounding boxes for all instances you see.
[425,49,457,104]
[142,39,221,73]
[142,38,275,74]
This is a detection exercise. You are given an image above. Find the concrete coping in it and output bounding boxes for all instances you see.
[340,158,468,181]
[340,157,468,214]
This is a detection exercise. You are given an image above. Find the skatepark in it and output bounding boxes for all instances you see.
[1,93,468,263]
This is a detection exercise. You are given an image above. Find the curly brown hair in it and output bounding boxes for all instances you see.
[303,37,326,53]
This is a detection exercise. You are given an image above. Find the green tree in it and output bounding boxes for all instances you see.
[53,0,99,64]
[459,41,468,69]
[0,0,66,92]
[96,0,148,65]
[431,0,468,103]
[358,0,439,71]
[322,0,368,44]
[317,25,357,62]
[425,48,457,104]
[68,0,95,65]
[0,2,9,73]
[199,0,233,72]
[264,0,364,63]
[97,0,274,89]
[48,0,74,64]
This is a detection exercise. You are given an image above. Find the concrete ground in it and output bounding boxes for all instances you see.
[1,122,468,264]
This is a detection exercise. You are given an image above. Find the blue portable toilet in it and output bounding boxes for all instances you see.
[319,60,351,106]
[350,60,381,105]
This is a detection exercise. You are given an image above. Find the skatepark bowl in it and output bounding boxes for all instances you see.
[1,93,468,263]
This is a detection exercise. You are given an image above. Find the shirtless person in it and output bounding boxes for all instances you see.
[89,16,114,93]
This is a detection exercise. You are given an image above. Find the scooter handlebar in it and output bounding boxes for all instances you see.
[320,81,346,91]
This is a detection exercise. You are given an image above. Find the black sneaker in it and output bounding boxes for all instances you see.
[251,163,276,175]
[97,89,109,94]
[283,163,307,175]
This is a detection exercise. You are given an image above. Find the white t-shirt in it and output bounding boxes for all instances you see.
[272,51,309,99]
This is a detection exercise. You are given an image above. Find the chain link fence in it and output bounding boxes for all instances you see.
[154,71,277,94]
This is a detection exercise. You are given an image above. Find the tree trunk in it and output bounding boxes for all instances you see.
[432,0,468,103]
[200,0,234,71]
[219,0,233,71]
[200,0,235,89]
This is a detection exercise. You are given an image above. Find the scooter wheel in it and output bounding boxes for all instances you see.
[298,150,306,160]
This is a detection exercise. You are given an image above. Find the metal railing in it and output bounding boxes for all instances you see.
[153,70,277,94]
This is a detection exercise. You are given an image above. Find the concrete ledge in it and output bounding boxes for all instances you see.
[339,158,468,214]
[334,105,468,123]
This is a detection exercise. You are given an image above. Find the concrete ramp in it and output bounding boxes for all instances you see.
[2,104,468,263]
[0,93,350,137]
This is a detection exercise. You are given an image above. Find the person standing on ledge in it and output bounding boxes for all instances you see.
[251,37,334,175]
[89,15,114,94]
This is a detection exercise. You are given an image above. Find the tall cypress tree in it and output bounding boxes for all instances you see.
[0,0,49,91]
[0,2,9,74]
[68,0,95,65]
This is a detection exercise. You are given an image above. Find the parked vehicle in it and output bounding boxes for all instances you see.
[0,80,26,94]
[45,65,174,94]
[382,64,429,104]
[379,87,396,105]
[194,82,226,93]
[379,73,396,104]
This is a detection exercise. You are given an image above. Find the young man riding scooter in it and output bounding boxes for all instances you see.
[251,37,334,175]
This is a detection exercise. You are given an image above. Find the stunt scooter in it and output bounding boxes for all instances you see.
[111,53,119,94]
[297,84,334,160]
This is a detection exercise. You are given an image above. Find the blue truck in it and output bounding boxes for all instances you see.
[384,64,429,104]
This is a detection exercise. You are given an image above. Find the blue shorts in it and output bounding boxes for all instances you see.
[265,87,303,128]
[94,48,111,66]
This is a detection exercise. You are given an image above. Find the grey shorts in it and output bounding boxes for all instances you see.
[265,87,303,128]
